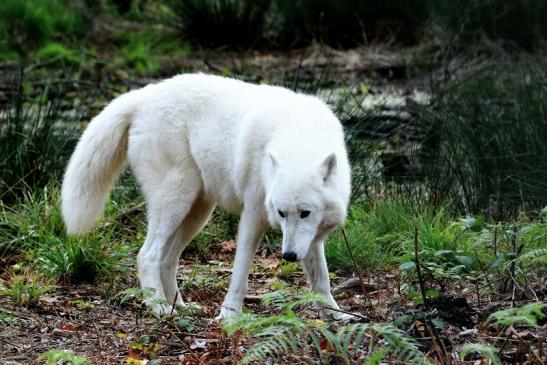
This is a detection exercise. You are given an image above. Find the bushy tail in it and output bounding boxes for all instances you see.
[62,94,136,233]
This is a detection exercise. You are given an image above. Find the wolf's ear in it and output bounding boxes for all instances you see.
[268,151,279,172]
[320,153,337,183]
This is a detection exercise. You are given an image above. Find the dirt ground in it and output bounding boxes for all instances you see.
[2,246,545,364]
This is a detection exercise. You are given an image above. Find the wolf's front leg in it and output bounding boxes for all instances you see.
[219,209,266,318]
[303,241,352,320]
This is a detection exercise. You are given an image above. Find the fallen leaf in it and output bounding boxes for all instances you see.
[220,240,237,253]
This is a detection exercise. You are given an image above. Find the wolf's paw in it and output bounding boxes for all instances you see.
[215,305,240,321]
[175,302,203,314]
[323,307,358,321]
[328,311,355,321]
[145,298,177,317]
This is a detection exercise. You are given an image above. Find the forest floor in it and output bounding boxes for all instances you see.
[2,246,545,364]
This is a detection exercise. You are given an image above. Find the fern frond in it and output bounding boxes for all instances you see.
[487,302,546,327]
[222,290,430,365]
[516,248,547,266]
[260,289,329,312]
[286,292,330,312]
[240,327,301,364]
[334,323,429,365]
[460,343,501,365]
[363,347,389,365]
[222,312,307,335]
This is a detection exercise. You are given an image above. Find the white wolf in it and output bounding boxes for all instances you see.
[62,74,351,318]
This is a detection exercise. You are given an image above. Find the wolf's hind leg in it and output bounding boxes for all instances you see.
[136,168,202,315]
[161,193,215,308]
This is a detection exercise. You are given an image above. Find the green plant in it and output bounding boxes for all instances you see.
[408,58,547,218]
[460,343,501,365]
[36,42,80,64]
[0,310,17,326]
[487,302,546,327]
[0,72,81,203]
[460,302,546,365]
[187,208,239,258]
[117,33,161,74]
[112,287,155,309]
[0,0,53,57]
[222,290,429,364]
[32,234,127,283]
[2,188,133,283]
[0,0,93,59]
[163,0,270,49]
[0,270,55,307]
[180,265,226,297]
[39,349,91,365]
[325,201,407,273]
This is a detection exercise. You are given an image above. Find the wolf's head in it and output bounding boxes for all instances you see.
[264,152,347,261]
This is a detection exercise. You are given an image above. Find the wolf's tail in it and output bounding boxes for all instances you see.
[62,92,137,234]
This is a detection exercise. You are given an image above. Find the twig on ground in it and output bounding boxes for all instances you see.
[413,227,428,308]
[414,227,450,364]
[170,292,178,317]
[341,228,373,306]
[324,305,370,322]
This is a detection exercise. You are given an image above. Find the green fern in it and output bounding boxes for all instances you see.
[460,303,546,365]
[363,348,389,365]
[460,343,501,365]
[487,302,546,327]
[222,290,428,364]
[336,323,430,365]
[516,248,547,266]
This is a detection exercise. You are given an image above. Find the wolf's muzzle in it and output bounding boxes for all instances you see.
[282,251,298,262]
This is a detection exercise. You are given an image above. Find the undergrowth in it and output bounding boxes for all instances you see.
[0,187,134,284]
[0,71,82,203]
[222,290,430,364]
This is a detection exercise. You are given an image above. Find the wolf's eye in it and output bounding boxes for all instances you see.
[278,210,286,218]
[300,210,311,218]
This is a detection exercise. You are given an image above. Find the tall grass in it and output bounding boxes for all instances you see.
[273,0,427,48]
[0,187,133,283]
[325,200,478,274]
[427,0,547,50]
[0,71,81,203]
[159,0,546,50]
[409,58,547,218]
[162,0,270,49]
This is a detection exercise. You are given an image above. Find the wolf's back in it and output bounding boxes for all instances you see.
[62,93,136,233]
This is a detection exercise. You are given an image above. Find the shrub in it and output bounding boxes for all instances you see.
[159,0,546,50]
[0,0,53,57]
[163,0,270,49]
[0,0,93,59]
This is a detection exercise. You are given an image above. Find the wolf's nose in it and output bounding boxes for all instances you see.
[282,251,297,262]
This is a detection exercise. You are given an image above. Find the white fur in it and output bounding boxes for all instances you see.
[62,74,351,318]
